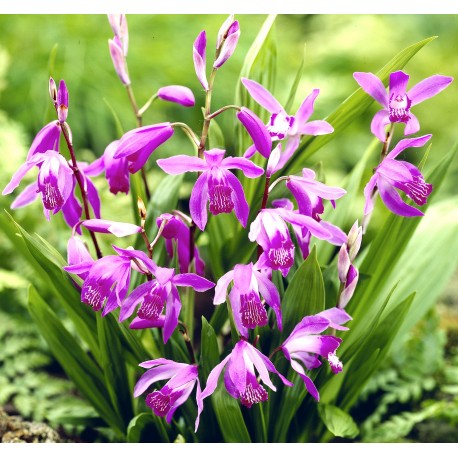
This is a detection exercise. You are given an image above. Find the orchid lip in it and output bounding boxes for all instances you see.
[240,292,268,329]
[146,390,172,417]
[240,381,268,408]
[389,93,411,123]
[208,183,234,215]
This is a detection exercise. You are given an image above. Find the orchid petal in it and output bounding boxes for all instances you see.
[129,315,166,329]
[385,134,432,160]
[83,219,142,237]
[407,75,453,106]
[378,177,424,217]
[299,120,334,136]
[353,72,388,107]
[11,182,39,208]
[189,171,209,231]
[403,113,420,136]
[157,155,207,175]
[173,273,215,291]
[163,286,181,343]
[389,70,410,96]
[199,354,232,400]
[363,174,378,216]
[221,157,264,178]
[294,89,320,125]
[224,171,250,228]
[213,269,234,304]
[241,78,284,114]
[370,109,391,142]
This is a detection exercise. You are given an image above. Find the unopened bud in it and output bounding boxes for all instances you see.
[49,77,57,105]
[137,197,147,224]
[214,20,240,68]
[216,14,235,49]
[57,80,69,123]
[347,221,362,262]
[338,243,350,283]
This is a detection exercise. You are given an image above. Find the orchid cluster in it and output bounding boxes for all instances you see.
[3,14,453,442]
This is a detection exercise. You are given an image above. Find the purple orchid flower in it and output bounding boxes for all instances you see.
[157,213,205,276]
[157,85,195,107]
[281,311,350,400]
[25,121,61,161]
[64,246,149,316]
[84,140,130,195]
[119,255,214,343]
[134,358,202,428]
[214,18,240,68]
[113,123,174,174]
[241,78,333,169]
[214,262,282,337]
[249,207,331,276]
[364,135,433,217]
[198,339,292,422]
[354,70,453,142]
[3,150,74,221]
[193,30,208,90]
[157,148,264,231]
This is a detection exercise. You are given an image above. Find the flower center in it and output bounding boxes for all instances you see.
[404,175,432,206]
[240,292,268,329]
[208,184,234,215]
[268,112,294,140]
[146,390,171,417]
[268,242,294,270]
[82,280,109,311]
[327,351,343,374]
[138,291,165,320]
[389,93,411,123]
[42,181,64,210]
[240,382,268,408]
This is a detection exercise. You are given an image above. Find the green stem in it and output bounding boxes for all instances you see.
[206,104,241,120]
[125,84,151,200]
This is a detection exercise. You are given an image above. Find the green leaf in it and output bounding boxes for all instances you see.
[97,313,133,430]
[284,43,306,113]
[281,245,325,339]
[200,317,220,379]
[5,212,100,362]
[127,412,170,443]
[318,403,359,439]
[284,36,437,174]
[27,285,124,437]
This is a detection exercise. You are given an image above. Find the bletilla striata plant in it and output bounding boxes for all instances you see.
[3,15,454,443]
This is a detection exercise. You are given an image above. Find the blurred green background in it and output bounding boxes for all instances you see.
[0,15,457,441]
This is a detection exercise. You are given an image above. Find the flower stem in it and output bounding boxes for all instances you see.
[125,84,151,200]
[178,321,196,364]
[198,68,218,159]
[206,104,241,120]
[257,175,271,260]
[60,123,103,259]
[171,122,200,148]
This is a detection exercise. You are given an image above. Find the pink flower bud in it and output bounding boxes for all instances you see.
[214,20,240,68]
[157,85,195,107]
[109,37,130,85]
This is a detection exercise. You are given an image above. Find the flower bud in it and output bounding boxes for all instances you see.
[57,79,69,123]
[49,77,57,105]
[109,37,130,85]
[108,14,128,55]
[193,31,208,90]
[237,107,272,159]
[214,20,240,68]
[347,221,362,262]
[216,14,235,49]
[338,243,350,283]
[157,85,195,107]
